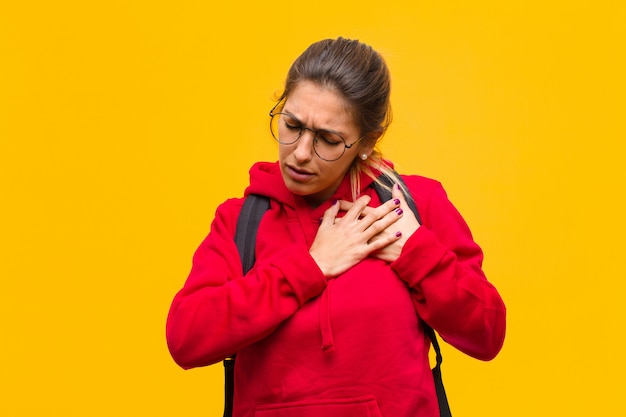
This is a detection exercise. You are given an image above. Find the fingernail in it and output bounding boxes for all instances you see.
[395,183,401,190]
[332,200,338,206]
[396,208,403,215]
[395,231,402,238]
[319,217,323,224]
[393,198,400,205]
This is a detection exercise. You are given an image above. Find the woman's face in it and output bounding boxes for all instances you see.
[278,81,371,206]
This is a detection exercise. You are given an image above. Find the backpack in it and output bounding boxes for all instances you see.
[224,174,452,417]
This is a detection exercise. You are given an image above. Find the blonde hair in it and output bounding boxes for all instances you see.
[349,149,404,202]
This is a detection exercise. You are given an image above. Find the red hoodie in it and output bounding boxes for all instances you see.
[166,161,506,417]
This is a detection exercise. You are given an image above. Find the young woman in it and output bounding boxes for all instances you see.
[166,37,506,417]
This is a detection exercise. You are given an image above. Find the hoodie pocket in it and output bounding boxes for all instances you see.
[254,395,383,417]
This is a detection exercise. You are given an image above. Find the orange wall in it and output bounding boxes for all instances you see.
[1,1,624,415]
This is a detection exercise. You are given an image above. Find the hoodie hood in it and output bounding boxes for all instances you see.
[244,161,296,206]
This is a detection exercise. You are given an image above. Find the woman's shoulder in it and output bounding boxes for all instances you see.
[211,197,246,230]
[399,173,444,194]
[397,174,454,220]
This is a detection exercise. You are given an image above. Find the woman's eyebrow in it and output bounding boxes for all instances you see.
[281,110,302,123]
[281,109,345,136]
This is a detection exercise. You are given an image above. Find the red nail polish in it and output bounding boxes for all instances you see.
[396,208,403,215]
[393,198,400,205]
[395,231,402,238]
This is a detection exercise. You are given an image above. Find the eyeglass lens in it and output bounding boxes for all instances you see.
[270,113,347,161]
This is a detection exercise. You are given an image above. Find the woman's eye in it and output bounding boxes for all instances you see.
[319,133,342,146]
[284,120,301,131]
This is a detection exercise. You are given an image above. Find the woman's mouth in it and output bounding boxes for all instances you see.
[285,165,315,182]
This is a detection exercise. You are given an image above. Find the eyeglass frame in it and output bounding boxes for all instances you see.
[268,102,366,162]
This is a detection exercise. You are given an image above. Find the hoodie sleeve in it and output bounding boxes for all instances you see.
[166,198,327,369]
[391,177,506,361]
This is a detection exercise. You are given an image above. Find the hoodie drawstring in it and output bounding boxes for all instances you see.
[320,279,336,353]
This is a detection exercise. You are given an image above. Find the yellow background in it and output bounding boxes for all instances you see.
[1,1,624,416]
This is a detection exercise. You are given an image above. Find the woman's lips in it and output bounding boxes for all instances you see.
[286,165,315,182]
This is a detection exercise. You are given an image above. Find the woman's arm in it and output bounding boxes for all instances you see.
[166,198,327,369]
[391,177,506,361]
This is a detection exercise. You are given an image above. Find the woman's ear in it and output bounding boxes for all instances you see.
[359,130,382,159]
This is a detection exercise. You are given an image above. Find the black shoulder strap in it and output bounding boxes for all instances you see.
[371,174,452,417]
[234,195,271,274]
[223,195,270,417]
[373,173,422,224]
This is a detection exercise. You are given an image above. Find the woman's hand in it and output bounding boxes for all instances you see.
[309,194,405,277]
[367,184,421,262]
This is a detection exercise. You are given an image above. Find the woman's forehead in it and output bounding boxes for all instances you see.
[283,81,357,132]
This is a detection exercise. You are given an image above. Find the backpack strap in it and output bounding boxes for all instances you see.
[223,195,271,417]
[371,174,451,417]
[234,195,271,274]
[372,173,422,224]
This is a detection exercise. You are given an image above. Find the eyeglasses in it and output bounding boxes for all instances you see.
[269,108,364,162]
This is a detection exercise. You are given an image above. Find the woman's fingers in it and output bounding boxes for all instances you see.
[338,195,400,221]
[359,195,403,236]
[338,195,371,223]
[362,206,402,237]
[368,227,403,250]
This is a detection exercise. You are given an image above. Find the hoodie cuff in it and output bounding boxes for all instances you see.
[391,226,448,287]
[272,245,327,305]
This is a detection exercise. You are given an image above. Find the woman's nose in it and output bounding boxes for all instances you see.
[293,130,315,162]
